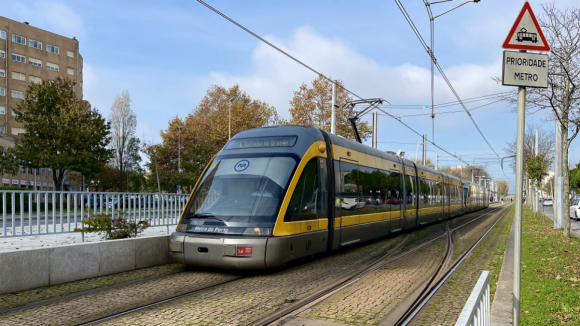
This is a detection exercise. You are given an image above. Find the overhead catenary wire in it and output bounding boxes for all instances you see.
[393,0,500,160]
[197,0,470,167]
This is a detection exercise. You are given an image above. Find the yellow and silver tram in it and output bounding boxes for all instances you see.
[170,126,488,269]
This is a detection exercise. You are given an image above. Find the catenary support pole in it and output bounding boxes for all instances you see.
[422,134,427,165]
[331,81,337,134]
[514,84,526,326]
[555,117,562,228]
[372,112,378,149]
[535,129,539,214]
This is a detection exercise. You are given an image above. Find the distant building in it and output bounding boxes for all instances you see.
[0,16,83,190]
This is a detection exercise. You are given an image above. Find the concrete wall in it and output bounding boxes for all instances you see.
[0,235,170,294]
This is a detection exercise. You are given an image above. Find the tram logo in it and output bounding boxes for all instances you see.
[234,160,250,172]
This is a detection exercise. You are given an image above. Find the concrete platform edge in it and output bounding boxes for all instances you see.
[490,208,515,325]
[0,235,170,294]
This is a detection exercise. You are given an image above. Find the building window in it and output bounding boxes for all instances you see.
[0,69,4,77]
[28,167,32,174]
[29,39,42,50]
[11,109,16,116]
[0,126,5,134]
[11,90,24,99]
[0,106,5,115]
[49,168,52,177]
[12,127,25,135]
[42,169,46,177]
[0,50,4,58]
[29,58,42,67]
[12,53,25,63]
[67,51,74,59]
[47,62,59,72]
[67,68,74,75]
[12,72,26,81]
[0,88,5,96]
[12,34,26,45]
[29,76,41,84]
[46,44,59,54]
[0,31,5,39]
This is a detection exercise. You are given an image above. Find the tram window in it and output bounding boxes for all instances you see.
[285,157,325,222]
[386,171,402,210]
[406,175,416,210]
[419,178,429,208]
[435,181,442,207]
[185,155,297,222]
[339,162,361,214]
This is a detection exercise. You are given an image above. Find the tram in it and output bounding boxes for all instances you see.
[169,126,488,269]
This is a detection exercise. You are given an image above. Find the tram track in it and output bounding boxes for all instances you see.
[387,204,511,326]
[80,231,417,326]
[0,206,505,326]
[252,205,507,326]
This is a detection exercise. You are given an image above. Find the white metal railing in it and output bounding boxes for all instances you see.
[0,190,189,241]
[455,271,490,326]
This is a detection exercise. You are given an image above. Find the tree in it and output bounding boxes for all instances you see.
[526,154,548,217]
[497,180,509,198]
[109,91,138,191]
[439,164,491,182]
[0,146,18,175]
[14,78,112,190]
[144,84,279,192]
[413,158,436,169]
[494,4,580,238]
[504,124,554,209]
[286,75,372,141]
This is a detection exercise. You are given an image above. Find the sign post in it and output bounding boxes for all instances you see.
[502,2,550,325]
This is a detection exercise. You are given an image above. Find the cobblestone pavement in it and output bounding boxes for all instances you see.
[102,235,408,326]
[409,205,513,326]
[0,269,242,326]
[304,237,447,325]
[0,264,187,311]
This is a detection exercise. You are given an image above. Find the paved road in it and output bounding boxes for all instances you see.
[537,202,580,238]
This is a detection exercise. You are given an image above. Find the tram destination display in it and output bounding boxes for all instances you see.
[502,51,548,88]
[226,136,297,149]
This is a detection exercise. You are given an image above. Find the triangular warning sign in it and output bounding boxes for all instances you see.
[502,2,550,51]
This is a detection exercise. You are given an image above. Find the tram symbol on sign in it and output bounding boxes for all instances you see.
[516,28,537,43]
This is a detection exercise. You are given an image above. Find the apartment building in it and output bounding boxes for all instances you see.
[0,16,83,191]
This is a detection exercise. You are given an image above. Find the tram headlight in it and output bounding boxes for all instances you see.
[242,227,272,236]
[176,223,187,233]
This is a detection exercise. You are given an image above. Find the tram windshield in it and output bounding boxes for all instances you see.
[184,155,297,223]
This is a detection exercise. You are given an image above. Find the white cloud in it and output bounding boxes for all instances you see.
[10,0,85,39]
[199,25,505,123]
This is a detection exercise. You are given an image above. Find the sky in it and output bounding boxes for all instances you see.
[1,0,579,193]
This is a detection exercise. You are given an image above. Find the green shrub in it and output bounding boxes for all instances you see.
[74,212,150,240]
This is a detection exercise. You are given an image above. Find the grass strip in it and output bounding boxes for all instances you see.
[521,206,580,324]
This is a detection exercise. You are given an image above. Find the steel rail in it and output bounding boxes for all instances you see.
[252,205,505,326]
[0,270,189,314]
[392,204,511,326]
[77,276,246,325]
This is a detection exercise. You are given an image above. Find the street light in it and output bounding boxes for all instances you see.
[178,126,184,193]
[229,97,235,140]
[423,0,481,142]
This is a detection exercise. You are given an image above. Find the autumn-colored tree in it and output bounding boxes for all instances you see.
[286,75,372,141]
[496,180,509,198]
[439,165,491,181]
[143,84,279,192]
